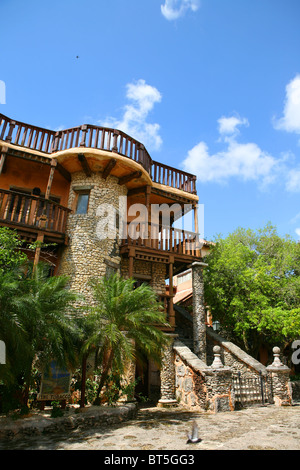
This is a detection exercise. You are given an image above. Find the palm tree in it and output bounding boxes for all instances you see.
[82,274,170,405]
[8,264,81,405]
[0,269,29,388]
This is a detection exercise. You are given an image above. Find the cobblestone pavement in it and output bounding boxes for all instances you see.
[1,403,300,451]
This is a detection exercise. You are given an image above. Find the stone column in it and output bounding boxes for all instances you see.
[191,261,208,362]
[157,334,178,407]
[267,347,292,406]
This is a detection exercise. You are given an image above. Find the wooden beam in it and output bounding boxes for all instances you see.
[118,171,142,186]
[45,160,57,199]
[5,149,51,165]
[78,153,92,177]
[102,158,117,179]
[127,185,148,197]
[56,162,71,182]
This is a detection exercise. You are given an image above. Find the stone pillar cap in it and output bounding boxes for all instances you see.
[189,261,208,268]
[266,346,290,371]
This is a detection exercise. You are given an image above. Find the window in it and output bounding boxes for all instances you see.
[76,192,90,214]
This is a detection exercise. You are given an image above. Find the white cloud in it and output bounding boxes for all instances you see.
[295,228,300,238]
[218,115,249,136]
[182,115,279,186]
[285,168,300,192]
[100,79,162,151]
[273,74,300,135]
[161,0,200,21]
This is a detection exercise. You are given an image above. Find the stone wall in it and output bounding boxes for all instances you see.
[58,171,127,306]
[207,328,267,378]
[291,381,300,402]
[121,258,166,295]
[174,348,206,410]
[173,340,233,412]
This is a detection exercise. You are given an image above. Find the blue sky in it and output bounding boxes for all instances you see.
[1,0,300,242]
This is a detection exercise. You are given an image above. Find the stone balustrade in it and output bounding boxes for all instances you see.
[172,340,233,412]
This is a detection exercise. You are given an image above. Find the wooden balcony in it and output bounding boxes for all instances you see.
[0,113,197,195]
[120,222,203,265]
[0,189,70,243]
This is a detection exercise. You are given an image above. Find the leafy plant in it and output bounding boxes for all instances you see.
[204,223,300,357]
[50,401,64,418]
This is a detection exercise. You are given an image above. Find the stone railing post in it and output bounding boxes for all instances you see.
[267,347,292,406]
[158,334,178,407]
[191,261,208,362]
[204,345,234,412]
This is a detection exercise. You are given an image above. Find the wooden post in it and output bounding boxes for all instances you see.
[168,255,175,328]
[145,186,151,246]
[128,247,135,278]
[193,203,198,234]
[45,160,57,199]
[0,146,8,175]
[33,232,44,269]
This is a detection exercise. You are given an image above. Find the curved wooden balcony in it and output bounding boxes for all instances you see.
[0,113,197,195]
[0,189,70,243]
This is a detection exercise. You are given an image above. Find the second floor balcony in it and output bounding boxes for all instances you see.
[0,113,197,195]
[0,188,205,261]
[0,188,70,243]
[121,221,203,259]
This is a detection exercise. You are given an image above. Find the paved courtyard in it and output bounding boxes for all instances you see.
[1,403,300,451]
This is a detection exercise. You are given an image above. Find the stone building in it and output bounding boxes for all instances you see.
[0,113,211,403]
[0,114,294,410]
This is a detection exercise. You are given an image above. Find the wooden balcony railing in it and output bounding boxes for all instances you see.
[151,161,196,194]
[122,222,202,257]
[0,189,70,235]
[0,113,197,194]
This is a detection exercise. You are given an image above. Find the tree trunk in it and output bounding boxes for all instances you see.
[94,349,114,404]
[80,355,87,408]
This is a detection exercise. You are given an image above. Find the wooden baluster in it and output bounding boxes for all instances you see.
[88,127,93,148]
[5,120,16,143]
[38,131,45,151]
[15,124,22,145]
[112,130,119,152]
[94,128,99,148]
[26,196,34,226]
[119,134,123,154]
[52,131,60,152]
[17,195,26,223]
[0,118,8,140]
[74,128,80,148]
[3,192,11,220]
[100,129,105,149]
[80,125,88,147]
[129,139,133,158]
[44,132,52,153]
[32,129,39,149]
[124,136,128,156]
